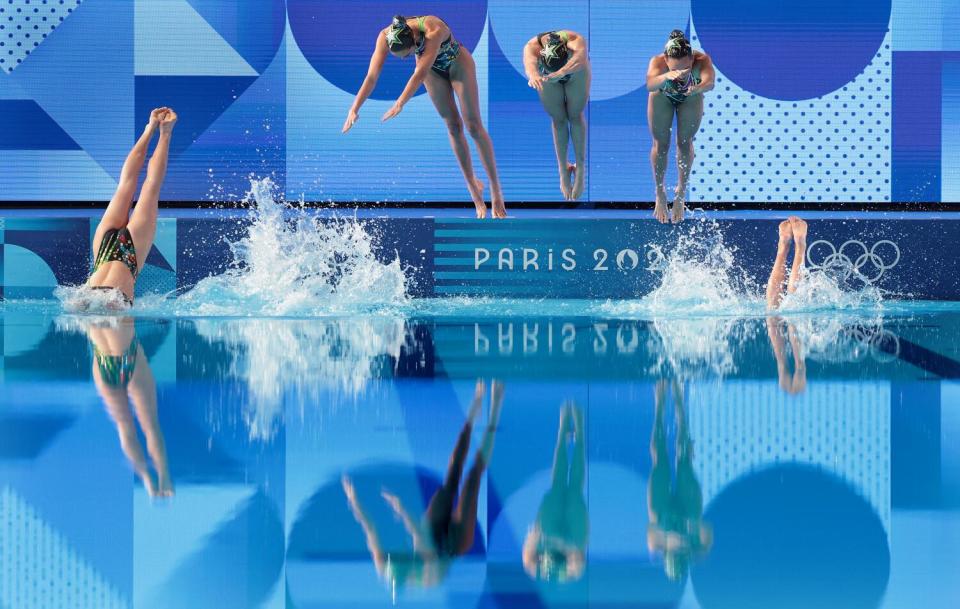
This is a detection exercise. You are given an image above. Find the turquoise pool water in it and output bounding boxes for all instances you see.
[1,299,959,609]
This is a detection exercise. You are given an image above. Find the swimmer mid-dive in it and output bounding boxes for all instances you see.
[645,30,715,224]
[82,107,177,308]
[342,380,505,591]
[343,15,506,219]
[765,216,808,309]
[523,402,588,582]
[84,317,174,497]
[523,29,591,201]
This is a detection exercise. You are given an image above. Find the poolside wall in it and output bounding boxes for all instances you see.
[0,214,957,300]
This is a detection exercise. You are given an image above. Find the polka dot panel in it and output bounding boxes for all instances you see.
[689,28,893,203]
[688,381,891,531]
[0,0,83,74]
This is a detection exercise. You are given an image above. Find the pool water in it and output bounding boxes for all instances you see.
[2,302,959,609]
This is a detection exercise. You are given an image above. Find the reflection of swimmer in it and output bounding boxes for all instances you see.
[646,30,715,224]
[765,216,808,309]
[523,30,591,201]
[648,379,712,581]
[342,379,504,591]
[85,318,173,497]
[79,108,176,309]
[766,317,807,394]
[523,402,588,582]
[343,15,506,219]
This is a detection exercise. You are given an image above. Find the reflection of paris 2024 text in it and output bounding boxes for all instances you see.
[475,322,643,356]
[474,247,647,272]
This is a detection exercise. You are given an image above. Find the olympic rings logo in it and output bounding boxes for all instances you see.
[806,240,900,284]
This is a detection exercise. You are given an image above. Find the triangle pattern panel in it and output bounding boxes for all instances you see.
[0,69,26,99]
[0,100,79,150]
[135,75,258,159]
[185,0,286,74]
[167,37,285,199]
[0,0,83,74]
[9,0,133,181]
[135,0,257,77]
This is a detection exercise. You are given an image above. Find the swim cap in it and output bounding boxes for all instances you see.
[386,15,415,52]
[664,29,692,58]
[539,32,570,72]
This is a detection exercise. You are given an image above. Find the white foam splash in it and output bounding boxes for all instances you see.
[55,285,132,314]
[170,178,409,316]
[191,317,409,441]
[602,219,882,318]
[648,317,756,378]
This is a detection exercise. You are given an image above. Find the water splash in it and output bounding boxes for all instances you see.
[166,178,409,316]
[56,285,132,314]
[648,317,757,379]
[602,219,882,318]
[191,317,409,441]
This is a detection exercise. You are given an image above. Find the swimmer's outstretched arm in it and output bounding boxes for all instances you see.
[544,32,589,81]
[687,53,716,95]
[342,475,389,573]
[342,34,390,133]
[381,24,444,122]
[523,37,544,91]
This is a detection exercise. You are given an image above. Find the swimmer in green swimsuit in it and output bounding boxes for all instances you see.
[343,380,505,592]
[647,378,712,581]
[523,402,588,582]
[523,30,592,201]
[344,15,507,219]
[82,108,177,308]
[645,30,715,224]
[85,317,174,498]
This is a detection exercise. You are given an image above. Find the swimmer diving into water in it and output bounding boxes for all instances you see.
[523,402,588,582]
[765,216,808,310]
[84,317,174,497]
[646,30,715,224]
[343,15,506,219]
[342,380,505,591]
[81,108,177,308]
[523,29,591,201]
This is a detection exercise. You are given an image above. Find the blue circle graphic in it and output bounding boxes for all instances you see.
[288,0,487,100]
[691,0,890,100]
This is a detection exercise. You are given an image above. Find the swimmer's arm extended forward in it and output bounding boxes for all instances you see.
[523,37,544,91]
[343,33,390,133]
[383,22,446,122]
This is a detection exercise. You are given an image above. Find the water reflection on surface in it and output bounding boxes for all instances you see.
[0,311,958,608]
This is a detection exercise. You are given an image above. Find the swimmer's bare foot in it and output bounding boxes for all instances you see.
[560,163,575,201]
[467,379,485,421]
[571,163,585,201]
[671,187,687,223]
[653,187,669,223]
[778,219,793,246]
[492,194,508,219]
[468,177,487,219]
[788,216,807,244]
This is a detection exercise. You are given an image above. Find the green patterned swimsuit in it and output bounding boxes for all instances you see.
[93,227,139,279]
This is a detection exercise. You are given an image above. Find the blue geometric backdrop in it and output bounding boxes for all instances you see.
[0,0,956,203]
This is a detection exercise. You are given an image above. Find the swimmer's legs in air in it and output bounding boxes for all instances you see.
[765,216,807,309]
